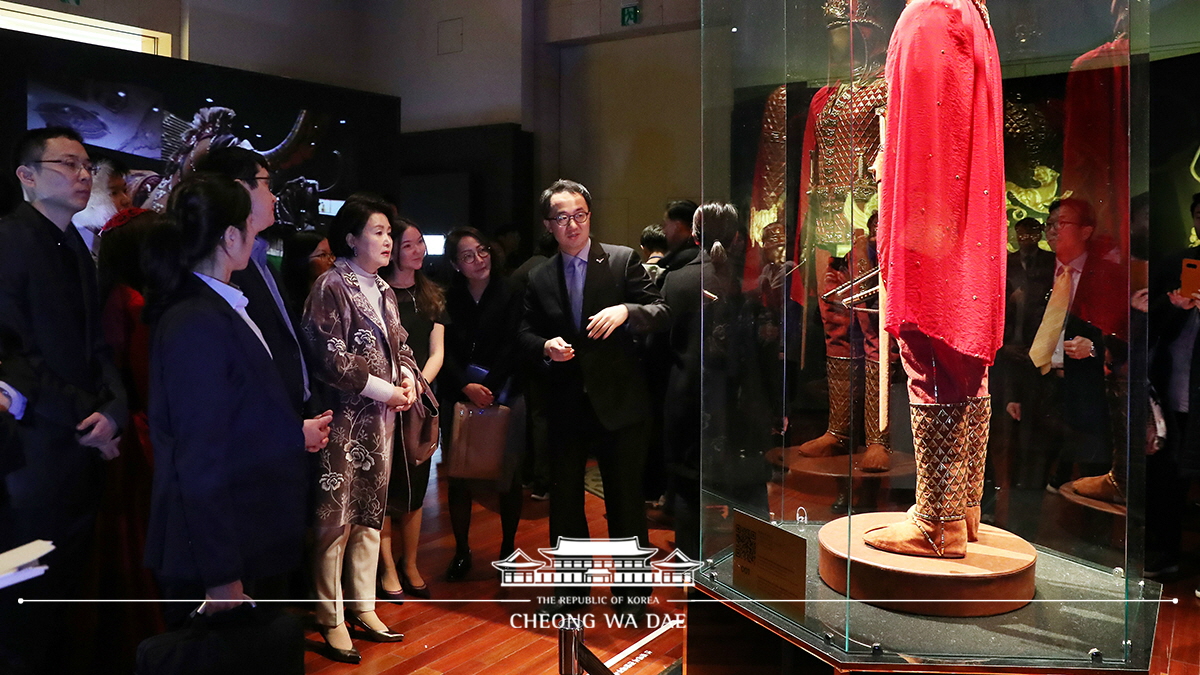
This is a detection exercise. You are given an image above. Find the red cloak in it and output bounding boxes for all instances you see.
[1061,38,1130,343]
[877,0,1007,364]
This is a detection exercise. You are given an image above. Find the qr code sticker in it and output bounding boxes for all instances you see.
[735,524,757,564]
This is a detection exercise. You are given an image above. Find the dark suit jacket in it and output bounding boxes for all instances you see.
[520,240,670,430]
[655,242,700,289]
[230,254,307,416]
[0,202,126,432]
[660,251,706,475]
[441,275,525,401]
[144,275,307,588]
[0,202,127,538]
[1012,254,1118,442]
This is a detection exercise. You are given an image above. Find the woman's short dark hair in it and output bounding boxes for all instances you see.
[446,226,489,268]
[327,194,395,259]
[142,172,251,322]
[1191,192,1200,217]
[538,179,592,220]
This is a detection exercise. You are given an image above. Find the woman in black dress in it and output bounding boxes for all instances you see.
[441,227,526,580]
[378,217,446,600]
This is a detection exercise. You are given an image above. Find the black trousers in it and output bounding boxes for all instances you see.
[548,394,649,600]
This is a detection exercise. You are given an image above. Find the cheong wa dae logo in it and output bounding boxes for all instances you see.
[491,537,701,587]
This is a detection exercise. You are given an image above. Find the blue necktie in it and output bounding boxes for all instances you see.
[566,255,585,331]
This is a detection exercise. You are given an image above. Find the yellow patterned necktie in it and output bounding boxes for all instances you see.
[1029,265,1071,375]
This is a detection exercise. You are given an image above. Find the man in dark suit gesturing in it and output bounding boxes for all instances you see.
[520,180,670,615]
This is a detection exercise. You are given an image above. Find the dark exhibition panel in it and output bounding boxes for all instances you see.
[0,27,403,226]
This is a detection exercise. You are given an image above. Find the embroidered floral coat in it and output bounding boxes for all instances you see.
[303,259,422,529]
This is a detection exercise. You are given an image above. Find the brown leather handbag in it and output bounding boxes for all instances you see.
[402,391,439,466]
[446,402,510,480]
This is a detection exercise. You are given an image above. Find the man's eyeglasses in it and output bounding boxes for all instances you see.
[33,158,98,176]
[458,246,492,264]
[551,211,590,227]
[1046,220,1083,232]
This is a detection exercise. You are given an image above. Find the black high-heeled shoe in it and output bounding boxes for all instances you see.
[400,570,431,599]
[377,581,405,604]
[316,624,362,664]
[347,613,404,642]
[445,550,472,582]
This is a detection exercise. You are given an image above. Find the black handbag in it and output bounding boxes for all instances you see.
[135,602,304,675]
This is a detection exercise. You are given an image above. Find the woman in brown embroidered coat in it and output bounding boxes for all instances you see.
[302,195,430,663]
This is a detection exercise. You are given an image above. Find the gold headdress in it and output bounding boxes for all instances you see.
[823,0,885,31]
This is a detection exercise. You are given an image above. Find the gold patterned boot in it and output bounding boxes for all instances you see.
[964,396,991,542]
[858,359,891,472]
[796,356,856,457]
[863,401,969,558]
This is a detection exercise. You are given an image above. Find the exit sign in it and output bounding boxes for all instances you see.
[621,4,640,26]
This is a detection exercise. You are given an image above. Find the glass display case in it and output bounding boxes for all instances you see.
[696,0,1157,670]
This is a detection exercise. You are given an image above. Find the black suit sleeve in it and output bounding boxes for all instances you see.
[519,271,554,363]
[156,309,246,588]
[618,248,670,334]
[481,283,525,394]
[0,227,114,429]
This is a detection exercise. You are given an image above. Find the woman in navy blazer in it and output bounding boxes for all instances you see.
[142,173,331,621]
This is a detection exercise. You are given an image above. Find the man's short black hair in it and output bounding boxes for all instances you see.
[640,224,668,253]
[539,179,592,220]
[193,146,269,185]
[1014,217,1043,234]
[12,126,85,173]
[664,200,698,226]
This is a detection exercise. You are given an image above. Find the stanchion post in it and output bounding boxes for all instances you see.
[559,616,583,675]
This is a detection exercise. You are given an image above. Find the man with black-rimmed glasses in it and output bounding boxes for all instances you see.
[519,179,670,619]
[0,126,127,673]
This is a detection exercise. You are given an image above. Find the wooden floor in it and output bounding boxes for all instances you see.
[299,450,1200,675]
[301,455,684,675]
[1150,576,1200,675]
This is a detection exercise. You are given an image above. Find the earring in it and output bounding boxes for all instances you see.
[351,246,358,257]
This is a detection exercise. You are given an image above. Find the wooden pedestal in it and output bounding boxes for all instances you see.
[817,512,1037,617]
[774,449,917,479]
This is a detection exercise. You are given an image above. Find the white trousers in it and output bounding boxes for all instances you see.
[313,523,380,626]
